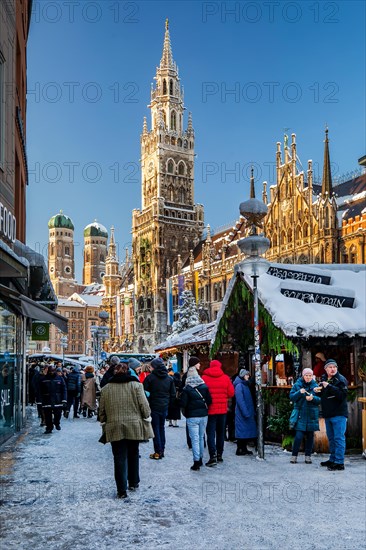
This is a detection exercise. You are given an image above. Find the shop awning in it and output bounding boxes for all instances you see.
[0,284,68,332]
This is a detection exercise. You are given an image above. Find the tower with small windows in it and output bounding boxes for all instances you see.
[83,220,108,285]
[48,210,78,297]
[132,20,204,350]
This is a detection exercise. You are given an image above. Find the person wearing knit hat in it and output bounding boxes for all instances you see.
[234,368,257,456]
[180,365,212,471]
[188,356,200,368]
[314,358,348,470]
[289,368,320,464]
[201,359,235,466]
[143,356,176,459]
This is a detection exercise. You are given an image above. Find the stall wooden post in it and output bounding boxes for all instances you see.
[357,397,366,454]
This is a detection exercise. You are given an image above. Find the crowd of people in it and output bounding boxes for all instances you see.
[26,353,348,499]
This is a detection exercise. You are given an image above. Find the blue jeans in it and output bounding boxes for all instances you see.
[325,416,347,464]
[292,430,314,456]
[187,416,208,461]
[206,414,227,458]
[151,410,167,455]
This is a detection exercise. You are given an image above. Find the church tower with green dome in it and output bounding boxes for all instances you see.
[48,210,78,297]
[83,220,108,285]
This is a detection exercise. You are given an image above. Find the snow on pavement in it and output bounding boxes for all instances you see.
[0,409,365,550]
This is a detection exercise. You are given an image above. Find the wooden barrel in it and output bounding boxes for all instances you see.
[313,418,329,453]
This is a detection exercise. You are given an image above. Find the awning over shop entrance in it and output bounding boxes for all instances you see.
[0,284,68,332]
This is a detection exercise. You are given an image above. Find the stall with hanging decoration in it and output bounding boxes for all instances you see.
[209,262,366,448]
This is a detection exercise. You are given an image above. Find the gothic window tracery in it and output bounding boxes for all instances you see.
[349,245,357,263]
[178,161,185,175]
[169,79,173,95]
[171,111,176,130]
[177,138,182,147]
[163,79,167,94]
[167,159,174,173]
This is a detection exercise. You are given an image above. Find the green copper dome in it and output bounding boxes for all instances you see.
[84,220,108,239]
[48,210,74,230]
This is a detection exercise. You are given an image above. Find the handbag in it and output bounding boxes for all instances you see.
[98,431,107,444]
[289,408,300,430]
[195,388,208,409]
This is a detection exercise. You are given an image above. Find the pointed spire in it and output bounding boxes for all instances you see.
[321,127,333,196]
[262,182,268,205]
[143,116,148,134]
[187,112,193,133]
[160,19,173,69]
[250,166,256,199]
[206,224,211,243]
[107,226,117,261]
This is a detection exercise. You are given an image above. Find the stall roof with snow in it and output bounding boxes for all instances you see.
[210,263,366,357]
[155,322,216,353]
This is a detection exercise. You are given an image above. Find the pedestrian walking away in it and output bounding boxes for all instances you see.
[143,357,176,459]
[180,357,212,471]
[234,369,257,456]
[202,359,234,466]
[289,368,321,464]
[99,362,153,499]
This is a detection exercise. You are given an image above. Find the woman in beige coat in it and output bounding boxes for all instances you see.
[99,362,154,499]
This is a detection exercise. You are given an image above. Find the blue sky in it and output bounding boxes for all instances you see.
[26,0,365,280]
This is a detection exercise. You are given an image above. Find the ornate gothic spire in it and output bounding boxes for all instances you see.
[107,227,117,261]
[250,167,256,199]
[187,112,193,134]
[142,116,148,134]
[321,127,333,196]
[160,18,174,69]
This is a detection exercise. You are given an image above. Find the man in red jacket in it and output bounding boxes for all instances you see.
[202,359,235,466]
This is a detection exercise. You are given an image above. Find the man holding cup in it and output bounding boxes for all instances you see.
[314,359,348,470]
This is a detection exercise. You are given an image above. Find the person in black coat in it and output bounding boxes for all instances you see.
[143,358,176,459]
[314,359,348,470]
[167,372,182,427]
[65,365,82,418]
[100,356,120,388]
[40,365,67,433]
[180,357,212,470]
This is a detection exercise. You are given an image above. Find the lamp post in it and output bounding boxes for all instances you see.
[90,311,109,369]
[60,336,68,366]
[237,169,270,459]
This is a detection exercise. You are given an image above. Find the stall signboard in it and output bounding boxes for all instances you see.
[32,322,50,341]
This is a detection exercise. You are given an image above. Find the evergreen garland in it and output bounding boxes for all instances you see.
[210,277,298,358]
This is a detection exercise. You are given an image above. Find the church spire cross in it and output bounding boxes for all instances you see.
[321,127,333,196]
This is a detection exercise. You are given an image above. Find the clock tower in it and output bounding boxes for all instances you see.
[132,20,204,351]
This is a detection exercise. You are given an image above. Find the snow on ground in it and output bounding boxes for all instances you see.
[0,409,365,550]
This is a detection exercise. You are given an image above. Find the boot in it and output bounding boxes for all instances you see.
[198,458,203,466]
[217,454,223,463]
[82,409,87,418]
[64,411,69,419]
[88,410,93,418]
[205,456,217,467]
[290,456,297,463]
[305,456,312,464]
[190,461,201,471]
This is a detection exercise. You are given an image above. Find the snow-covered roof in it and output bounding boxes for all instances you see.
[58,299,84,308]
[229,263,366,339]
[69,292,103,307]
[82,283,105,296]
[155,322,216,351]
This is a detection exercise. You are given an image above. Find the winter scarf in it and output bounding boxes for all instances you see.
[185,368,204,388]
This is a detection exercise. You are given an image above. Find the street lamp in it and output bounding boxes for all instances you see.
[237,168,270,459]
[90,311,109,369]
[60,335,68,366]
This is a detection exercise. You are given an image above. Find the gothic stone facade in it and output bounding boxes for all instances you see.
[131,22,204,351]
